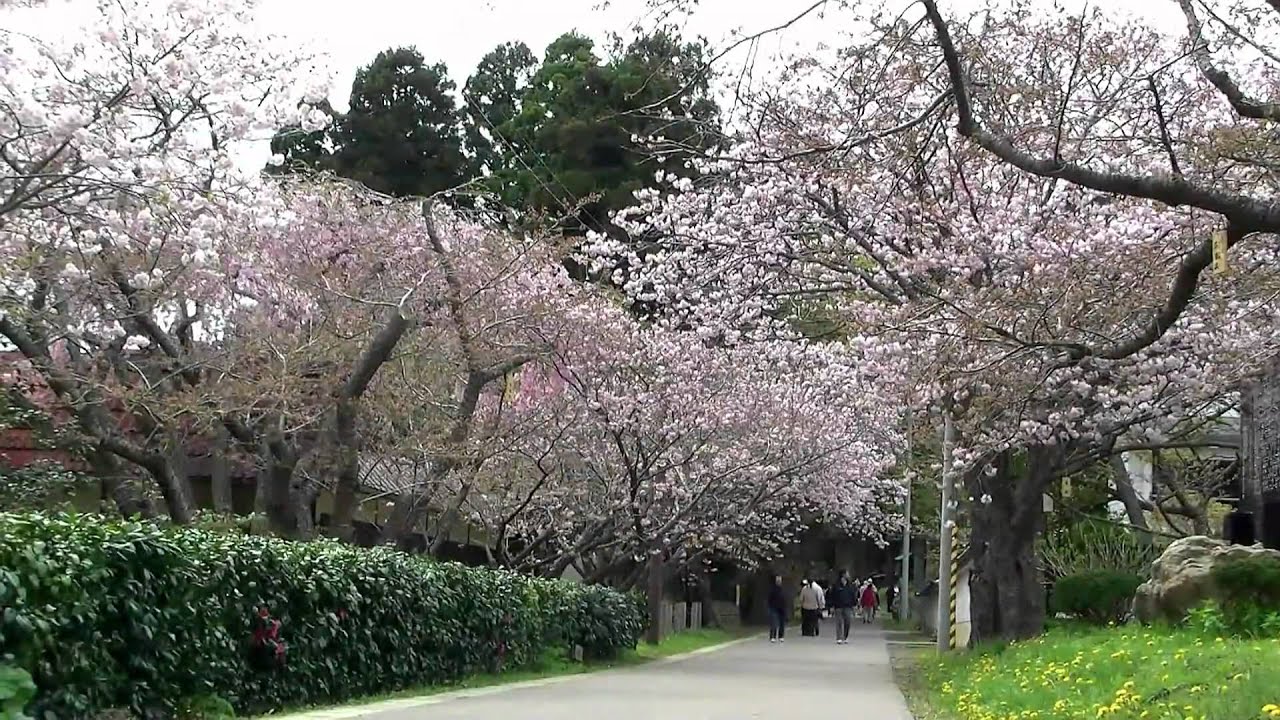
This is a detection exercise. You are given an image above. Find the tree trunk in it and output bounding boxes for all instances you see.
[966,446,1059,643]
[428,477,474,556]
[151,450,195,525]
[262,458,297,536]
[88,450,155,518]
[257,434,313,539]
[968,509,1045,642]
[327,400,361,541]
[696,572,720,629]
[645,552,663,645]
[1109,455,1152,545]
[328,308,411,541]
[210,426,233,514]
[382,481,437,550]
[251,440,272,534]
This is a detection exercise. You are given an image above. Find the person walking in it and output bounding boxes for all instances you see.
[829,573,857,644]
[798,576,819,632]
[799,577,823,636]
[767,575,788,643]
[859,578,879,623]
[886,580,899,619]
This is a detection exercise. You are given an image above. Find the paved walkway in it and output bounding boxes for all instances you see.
[325,622,913,719]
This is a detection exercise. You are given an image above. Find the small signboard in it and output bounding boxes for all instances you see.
[1213,229,1230,275]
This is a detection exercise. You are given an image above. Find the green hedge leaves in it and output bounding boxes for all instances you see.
[0,513,644,717]
[1052,569,1142,625]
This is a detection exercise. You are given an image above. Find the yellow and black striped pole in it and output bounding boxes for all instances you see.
[947,539,960,650]
[936,414,956,652]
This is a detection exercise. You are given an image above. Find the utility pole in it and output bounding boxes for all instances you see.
[936,413,955,652]
[899,409,913,622]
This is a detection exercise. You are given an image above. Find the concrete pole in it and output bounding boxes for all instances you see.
[899,409,913,622]
[936,413,955,652]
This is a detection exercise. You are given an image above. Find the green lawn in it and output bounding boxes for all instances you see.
[266,626,753,717]
[899,625,1280,720]
[633,628,748,660]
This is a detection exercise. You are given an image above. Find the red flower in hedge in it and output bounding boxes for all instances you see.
[250,608,287,670]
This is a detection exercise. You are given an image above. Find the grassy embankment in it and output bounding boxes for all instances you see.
[896,624,1280,720]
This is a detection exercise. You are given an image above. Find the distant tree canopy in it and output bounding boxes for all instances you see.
[267,28,721,239]
[494,30,721,236]
[462,40,538,194]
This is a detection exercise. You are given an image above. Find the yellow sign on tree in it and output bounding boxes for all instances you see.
[503,371,520,401]
[1212,229,1230,274]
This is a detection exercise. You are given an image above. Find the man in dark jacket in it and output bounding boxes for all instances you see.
[829,573,858,644]
[767,575,788,643]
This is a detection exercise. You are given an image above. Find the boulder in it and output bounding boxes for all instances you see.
[1133,535,1280,623]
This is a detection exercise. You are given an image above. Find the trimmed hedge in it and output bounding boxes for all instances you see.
[0,513,645,717]
[1212,554,1280,611]
[1207,554,1280,635]
[1052,569,1142,625]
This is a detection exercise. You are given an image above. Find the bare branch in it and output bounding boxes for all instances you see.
[1177,0,1280,122]
[920,0,1280,233]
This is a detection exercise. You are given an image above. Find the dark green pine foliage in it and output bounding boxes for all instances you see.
[264,123,331,176]
[462,41,538,206]
[333,47,471,198]
[263,97,339,177]
[487,29,720,237]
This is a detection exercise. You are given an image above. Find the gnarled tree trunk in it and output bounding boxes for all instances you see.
[966,445,1061,643]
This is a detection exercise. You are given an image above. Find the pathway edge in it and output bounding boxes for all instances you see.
[271,632,762,720]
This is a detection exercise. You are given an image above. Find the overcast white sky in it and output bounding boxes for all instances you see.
[10,0,1177,168]
[252,0,1177,103]
[254,0,836,108]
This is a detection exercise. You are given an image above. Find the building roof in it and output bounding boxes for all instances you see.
[358,456,437,496]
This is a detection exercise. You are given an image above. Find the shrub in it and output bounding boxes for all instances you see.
[175,695,235,719]
[0,513,644,717]
[1211,555,1280,610]
[545,584,648,660]
[1051,569,1142,625]
[1186,555,1280,636]
[0,666,35,720]
[1039,519,1159,581]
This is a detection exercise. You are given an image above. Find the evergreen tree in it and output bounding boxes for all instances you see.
[486,29,720,237]
[462,41,537,187]
[333,47,471,197]
[264,99,338,176]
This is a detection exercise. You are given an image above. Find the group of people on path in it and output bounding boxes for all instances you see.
[767,571,890,644]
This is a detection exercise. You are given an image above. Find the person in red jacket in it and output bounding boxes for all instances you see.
[859,579,879,623]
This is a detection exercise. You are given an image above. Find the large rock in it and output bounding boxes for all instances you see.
[1133,535,1280,623]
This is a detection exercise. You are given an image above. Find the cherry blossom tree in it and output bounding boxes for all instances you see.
[588,0,1280,638]
[0,0,570,542]
[459,297,903,585]
[0,0,330,522]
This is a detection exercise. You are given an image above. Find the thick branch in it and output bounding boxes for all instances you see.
[343,306,412,400]
[1108,455,1152,545]
[1177,0,1280,122]
[1095,223,1243,360]
[920,0,1280,233]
